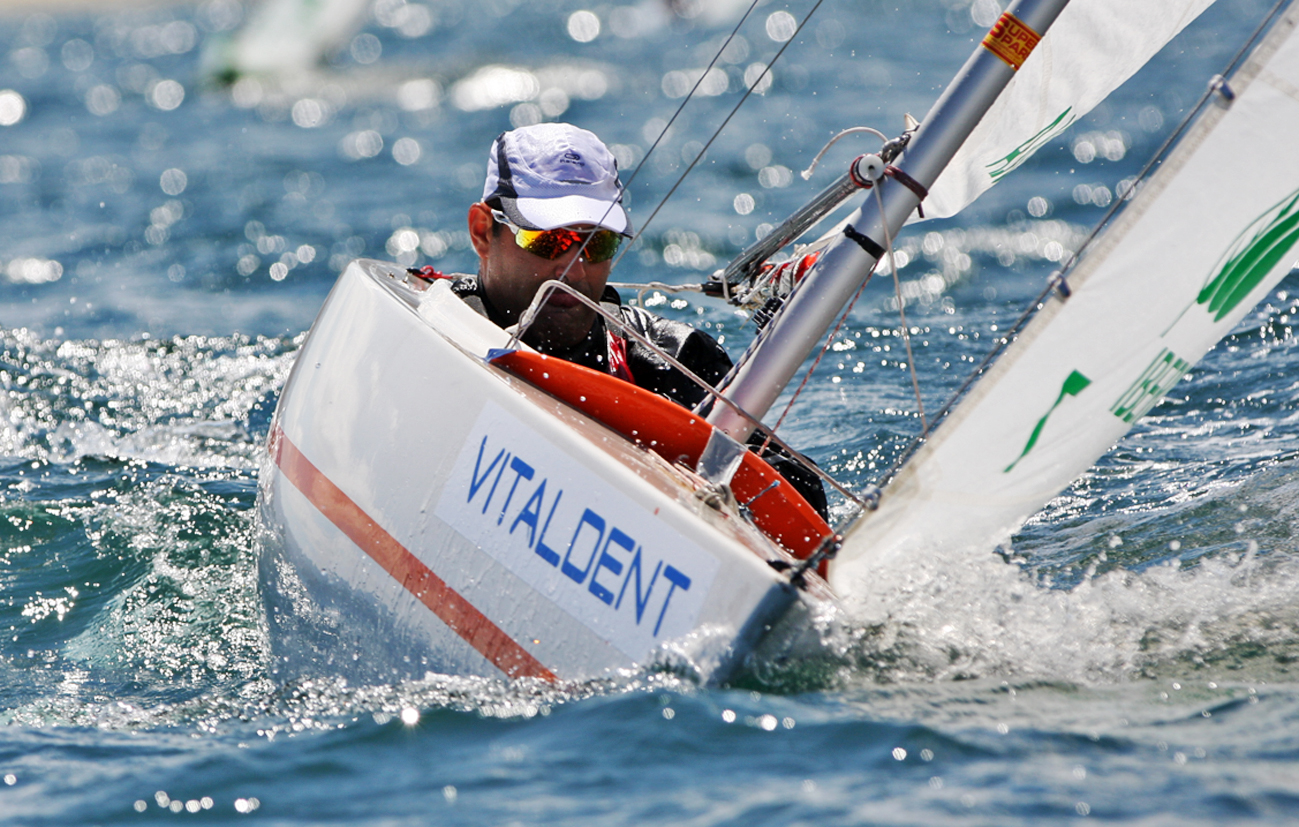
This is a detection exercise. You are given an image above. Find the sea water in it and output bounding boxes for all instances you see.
[2,0,1298,823]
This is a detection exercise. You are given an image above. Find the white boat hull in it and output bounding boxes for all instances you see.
[257,260,824,683]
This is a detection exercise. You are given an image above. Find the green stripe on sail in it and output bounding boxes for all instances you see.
[1004,370,1091,473]
[986,108,1075,183]
[1204,198,1299,313]
[1199,192,1299,311]
[1213,223,1299,322]
[1198,190,1299,320]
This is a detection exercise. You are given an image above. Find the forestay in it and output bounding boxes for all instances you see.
[923,0,1217,219]
[832,6,1299,601]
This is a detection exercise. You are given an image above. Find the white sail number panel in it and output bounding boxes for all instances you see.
[435,402,721,661]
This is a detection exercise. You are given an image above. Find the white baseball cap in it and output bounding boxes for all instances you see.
[482,123,632,236]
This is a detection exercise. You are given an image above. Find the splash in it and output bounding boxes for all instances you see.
[773,466,1299,692]
[0,333,293,727]
[0,330,297,467]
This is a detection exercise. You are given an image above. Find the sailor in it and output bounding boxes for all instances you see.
[450,122,728,409]
[445,122,826,515]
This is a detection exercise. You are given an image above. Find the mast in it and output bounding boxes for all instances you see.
[707,0,1073,440]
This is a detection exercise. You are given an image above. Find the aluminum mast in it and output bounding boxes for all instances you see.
[707,0,1073,440]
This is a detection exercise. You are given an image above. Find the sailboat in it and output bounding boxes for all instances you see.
[256,0,1299,683]
[202,0,371,82]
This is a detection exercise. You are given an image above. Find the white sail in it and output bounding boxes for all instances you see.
[833,7,1299,601]
[923,0,1218,220]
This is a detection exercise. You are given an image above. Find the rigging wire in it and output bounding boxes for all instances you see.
[513,0,828,378]
[499,0,864,521]
[765,268,874,442]
[865,0,1297,494]
[692,128,894,423]
[764,175,925,465]
[602,0,763,238]
[505,278,874,512]
[1051,0,1294,284]
[507,0,764,348]
[607,280,704,309]
[608,0,829,272]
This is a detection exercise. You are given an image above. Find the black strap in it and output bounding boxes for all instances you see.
[884,165,927,218]
[843,224,885,259]
[884,165,928,202]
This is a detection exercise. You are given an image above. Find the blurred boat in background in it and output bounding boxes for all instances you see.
[202,0,369,82]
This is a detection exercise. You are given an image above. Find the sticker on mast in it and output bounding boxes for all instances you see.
[982,12,1040,71]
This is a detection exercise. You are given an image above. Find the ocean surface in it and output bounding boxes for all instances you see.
[2,0,1299,823]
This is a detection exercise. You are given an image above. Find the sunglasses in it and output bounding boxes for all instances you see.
[492,210,623,264]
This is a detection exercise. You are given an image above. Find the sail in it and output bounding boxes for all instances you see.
[922,0,1218,220]
[832,6,1299,601]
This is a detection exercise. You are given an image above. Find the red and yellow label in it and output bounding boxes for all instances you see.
[982,11,1040,71]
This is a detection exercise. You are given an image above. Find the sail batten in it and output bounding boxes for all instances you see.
[832,5,1299,602]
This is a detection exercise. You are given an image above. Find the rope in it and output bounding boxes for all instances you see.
[876,183,927,431]
[800,126,889,180]
[764,170,926,458]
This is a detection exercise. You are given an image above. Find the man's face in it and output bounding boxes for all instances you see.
[468,202,612,349]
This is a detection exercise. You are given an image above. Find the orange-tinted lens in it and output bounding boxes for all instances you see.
[513,226,622,264]
[513,226,579,259]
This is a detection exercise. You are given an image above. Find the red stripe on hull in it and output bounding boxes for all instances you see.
[269,426,557,682]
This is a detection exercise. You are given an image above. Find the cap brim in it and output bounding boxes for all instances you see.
[501,194,631,236]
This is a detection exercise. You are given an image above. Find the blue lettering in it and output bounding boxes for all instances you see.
[615,548,662,624]
[561,509,605,584]
[534,489,565,566]
[510,479,546,545]
[467,437,506,505]
[497,456,535,525]
[480,450,511,515]
[653,565,692,636]
[588,528,634,605]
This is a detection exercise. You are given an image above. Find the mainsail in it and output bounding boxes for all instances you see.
[924,0,1217,219]
[832,5,1299,601]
